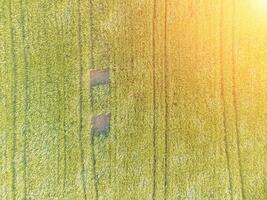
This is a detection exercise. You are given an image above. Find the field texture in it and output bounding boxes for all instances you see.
[0,0,266,199]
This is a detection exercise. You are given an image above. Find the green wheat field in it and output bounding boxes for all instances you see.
[0,0,266,199]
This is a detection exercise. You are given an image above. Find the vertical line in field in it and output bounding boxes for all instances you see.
[265,143,267,196]
[8,0,17,199]
[219,1,233,199]
[77,0,88,199]
[88,0,99,199]
[59,17,67,193]
[3,19,8,200]
[4,130,8,200]
[2,44,8,197]
[89,0,95,70]
[164,0,169,199]
[111,3,120,198]
[152,0,157,199]
[112,45,118,200]
[56,82,61,185]
[231,1,245,198]
[19,0,30,198]
[52,2,61,186]
[54,4,68,192]
[62,79,67,194]
[63,104,67,192]
[89,126,98,200]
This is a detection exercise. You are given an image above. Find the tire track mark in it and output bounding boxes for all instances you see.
[52,2,61,186]
[19,0,30,198]
[164,0,169,199]
[2,20,9,200]
[59,14,68,194]
[111,3,120,198]
[88,0,99,199]
[231,1,245,198]
[77,0,88,199]
[89,0,95,70]
[152,0,157,199]
[219,1,233,199]
[8,0,17,199]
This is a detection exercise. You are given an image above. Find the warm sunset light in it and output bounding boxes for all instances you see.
[259,0,267,6]
[252,0,267,13]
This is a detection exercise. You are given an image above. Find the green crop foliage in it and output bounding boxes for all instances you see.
[0,0,266,199]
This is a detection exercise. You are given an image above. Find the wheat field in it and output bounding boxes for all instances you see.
[0,0,266,199]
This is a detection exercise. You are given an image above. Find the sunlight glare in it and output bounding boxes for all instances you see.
[253,0,267,12]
